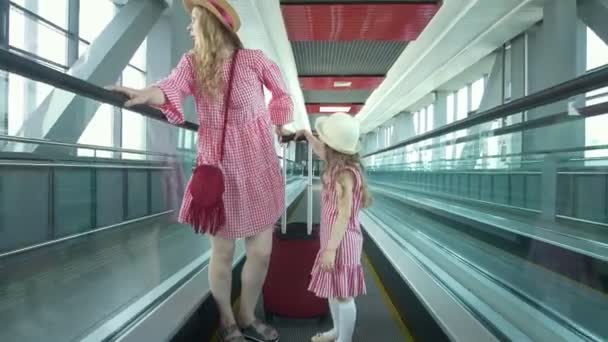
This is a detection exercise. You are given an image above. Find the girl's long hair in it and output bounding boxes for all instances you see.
[324,147,373,208]
[191,6,243,99]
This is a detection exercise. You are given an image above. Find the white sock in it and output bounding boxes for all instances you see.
[336,298,356,342]
[319,299,340,339]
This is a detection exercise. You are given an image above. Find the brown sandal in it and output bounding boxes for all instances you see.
[220,324,246,342]
[241,319,279,342]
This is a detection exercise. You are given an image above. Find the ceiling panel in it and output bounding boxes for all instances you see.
[292,41,407,76]
[300,76,384,90]
[305,103,364,115]
[281,3,439,41]
[281,0,437,3]
[304,90,373,104]
[357,0,544,133]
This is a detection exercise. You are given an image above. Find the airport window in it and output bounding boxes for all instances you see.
[446,93,455,124]
[419,108,426,133]
[445,93,455,160]
[6,1,72,136]
[9,4,68,69]
[121,39,148,159]
[426,104,434,131]
[585,27,608,161]
[471,78,485,111]
[456,86,468,120]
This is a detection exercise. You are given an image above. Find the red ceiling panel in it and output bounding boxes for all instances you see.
[306,104,364,115]
[281,3,439,41]
[300,76,384,90]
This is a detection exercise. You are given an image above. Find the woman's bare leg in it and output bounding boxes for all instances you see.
[239,227,273,323]
[209,235,237,327]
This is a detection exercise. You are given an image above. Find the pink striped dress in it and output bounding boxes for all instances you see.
[154,49,293,239]
[308,166,367,299]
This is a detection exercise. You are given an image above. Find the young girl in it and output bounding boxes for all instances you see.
[297,112,373,342]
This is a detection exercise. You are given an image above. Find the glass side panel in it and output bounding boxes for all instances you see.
[363,79,608,341]
[0,68,204,342]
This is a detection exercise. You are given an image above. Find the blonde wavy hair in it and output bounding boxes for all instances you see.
[324,147,373,208]
[191,6,243,99]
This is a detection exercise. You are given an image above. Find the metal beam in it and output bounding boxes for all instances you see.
[524,0,586,156]
[67,0,80,67]
[4,0,165,154]
[0,0,8,49]
[578,0,608,46]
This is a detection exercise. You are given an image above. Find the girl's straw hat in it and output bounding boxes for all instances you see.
[315,113,362,155]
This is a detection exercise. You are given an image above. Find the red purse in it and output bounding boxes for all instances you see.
[187,50,239,235]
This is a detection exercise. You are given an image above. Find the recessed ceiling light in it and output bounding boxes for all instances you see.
[333,81,352,88]
[320,106,351,113]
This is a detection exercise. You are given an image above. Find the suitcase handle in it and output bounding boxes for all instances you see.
[280,134,307,143]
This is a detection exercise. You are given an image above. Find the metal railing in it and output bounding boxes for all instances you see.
[0,134,195,160]
[365,64,608,158]
[0,48,198,132]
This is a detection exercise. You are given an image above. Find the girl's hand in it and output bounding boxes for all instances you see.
[294,129,309,141]
[320,249,337,272]
[106,85,161,107]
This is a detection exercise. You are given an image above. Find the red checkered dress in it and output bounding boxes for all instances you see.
[308,166,367,298]
[155,49,293,239]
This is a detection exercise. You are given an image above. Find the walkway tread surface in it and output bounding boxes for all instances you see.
[257,260,411,342]
[0,220,210,342]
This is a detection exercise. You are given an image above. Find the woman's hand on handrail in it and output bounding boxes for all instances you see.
[106,85,165,108]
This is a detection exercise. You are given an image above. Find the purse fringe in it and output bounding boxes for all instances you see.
[187,200,226,235]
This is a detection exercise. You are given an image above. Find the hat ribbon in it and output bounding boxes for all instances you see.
[207,0,234,30]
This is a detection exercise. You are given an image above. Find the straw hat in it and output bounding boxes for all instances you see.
[315,113,362,155]
[183,0,241,32]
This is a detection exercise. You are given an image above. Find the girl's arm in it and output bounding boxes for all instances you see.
[298,130,326,160]
[326,171,354,251]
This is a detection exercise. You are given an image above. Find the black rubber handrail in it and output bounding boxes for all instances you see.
[365,64,608,157]
[0,48,199,132]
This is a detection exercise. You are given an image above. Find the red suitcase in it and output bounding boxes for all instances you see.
[263,138,328,320]
[262,223,328,320]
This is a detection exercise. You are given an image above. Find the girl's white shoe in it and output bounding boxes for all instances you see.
[311,331,337,342]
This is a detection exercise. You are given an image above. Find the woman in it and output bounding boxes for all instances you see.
[109,1,293,341]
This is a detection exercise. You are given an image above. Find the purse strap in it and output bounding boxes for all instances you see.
[218,49,239,162]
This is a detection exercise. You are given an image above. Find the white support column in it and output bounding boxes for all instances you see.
[524,0,586,155]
